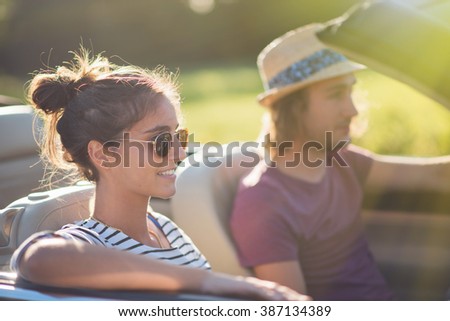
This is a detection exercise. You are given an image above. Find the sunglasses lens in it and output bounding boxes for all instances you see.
[153,129,189,157]
[177,129,189,148]
[155,133,172,157]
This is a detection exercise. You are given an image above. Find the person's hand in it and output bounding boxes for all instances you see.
[200,272,311,301]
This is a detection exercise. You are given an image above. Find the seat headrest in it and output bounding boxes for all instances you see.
[172,144,261,275]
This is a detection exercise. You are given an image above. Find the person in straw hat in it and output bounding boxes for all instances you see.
[230,23,450,300]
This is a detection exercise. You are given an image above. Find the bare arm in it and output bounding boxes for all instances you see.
[253,260,307,294]
[19,237,202,291]
[366,154,450,193]
[17,238,310,300]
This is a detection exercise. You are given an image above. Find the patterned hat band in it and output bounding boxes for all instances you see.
[268,49,348,89]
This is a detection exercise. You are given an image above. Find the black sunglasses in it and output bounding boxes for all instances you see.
[113,128,189,158]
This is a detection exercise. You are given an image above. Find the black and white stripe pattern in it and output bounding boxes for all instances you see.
[59,213,211,270]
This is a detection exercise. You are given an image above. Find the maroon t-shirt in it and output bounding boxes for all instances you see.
[230,145,393,300]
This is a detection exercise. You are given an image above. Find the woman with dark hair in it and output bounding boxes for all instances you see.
[11,49,308,300]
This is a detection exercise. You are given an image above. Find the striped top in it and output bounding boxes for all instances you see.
[11,213,211,272]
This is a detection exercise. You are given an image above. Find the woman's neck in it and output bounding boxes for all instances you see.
[92,181,152,244]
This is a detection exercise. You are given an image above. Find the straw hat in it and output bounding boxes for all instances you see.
[257,23,365,106]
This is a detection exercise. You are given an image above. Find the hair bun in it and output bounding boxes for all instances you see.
[30,73,76,115]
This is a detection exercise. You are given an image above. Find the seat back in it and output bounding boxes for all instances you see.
[171,144,260,276]
[0,106,45,208]
[0,181,174,272]
[0,184,95,271]
[362,209,450,300]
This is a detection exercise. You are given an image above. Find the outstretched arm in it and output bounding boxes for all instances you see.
[253,260,307,294]
[366,154,450,193]
[16,238,310,301]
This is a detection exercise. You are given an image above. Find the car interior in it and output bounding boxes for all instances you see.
[164,146,450,301]
[1,114,449,300]
[0,106,44,209]
[1,0,449,301]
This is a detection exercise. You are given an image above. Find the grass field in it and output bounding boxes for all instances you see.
[179,66,450,156]
[3,65,450,156]
[351,71,450,156]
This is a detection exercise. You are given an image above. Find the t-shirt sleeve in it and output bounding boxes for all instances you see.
[230,183,299,268]
[10,225,104,274]
[344,144,374,186]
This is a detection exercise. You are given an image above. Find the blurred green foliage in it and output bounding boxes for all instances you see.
[180,66,450,157]
[353,71,450,156]
[2,64,450,156]
[0,0,360,76]
[0,74,26,100]
[2,0,450,157]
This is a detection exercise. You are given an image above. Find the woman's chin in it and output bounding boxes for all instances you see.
[154,188,177,200]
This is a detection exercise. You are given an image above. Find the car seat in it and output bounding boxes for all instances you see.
[172,144,450,299]
[171,144,261,276]
[0,184,95,271]
[0,105,45,208]
[0,182,173,272]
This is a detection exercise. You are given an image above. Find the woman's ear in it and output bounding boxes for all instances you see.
[88,140,121,169]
